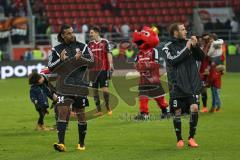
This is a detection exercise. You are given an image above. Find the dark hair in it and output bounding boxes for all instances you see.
[57,24,72,43]
[202,32,210,38]
[168,22,182,37]
[29,72,42,85]
[90,26,101,34]
[210,33,218,40]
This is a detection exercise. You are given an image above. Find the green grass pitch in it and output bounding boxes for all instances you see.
[0,73,240,160]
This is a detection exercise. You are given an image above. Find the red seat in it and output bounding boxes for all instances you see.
[77,4,84,10]
[169,8,177,15]
[49,18,58,25]
[180,15,187,22]
[176,1,182,7]
[147,16,155,23]
[54,11,62,18]
[71,11,79,17]
[122,17,129,23]
[63,11,71,17]
[87,11,96,17]
[63,18,71,24]
[79,11,84,17]
[178,8,186,15]
[183,1,192,8]
[70,4,77,10]
[143,2,149,8]
[162,9,169,15]
[129,17,137,24]
[186,8,193,15]
[167,1,175,8]
[45,5,54,11]
[139,16,145,23]
[135,3,142,9]
[106,17,114,24]
[171,15,178,22]
[163,15,171,23]
[120,10,128,16]
[114,17,122,25]
[127,3,135,9]
[93,4,100,10]
[159,1,167,8]
[137,10,144,16]
[97,17,105,24]
[128,10,135,16]
[145,10,151,16]
[103,10,111,16]
[96,10,102,17]
[65,0,75,3]
[55,4,64,11]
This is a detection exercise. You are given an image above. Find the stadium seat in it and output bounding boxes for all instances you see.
[93,4,100,10]
[43,0,200,34]
[45,5,54,11]
[187,8,193,15]
[71,11,79,17]
[96,10,103,17]
[139,16,145,23]
[169,8,177,15]
[147,16,155,24]
[128,10,135,16]
[183,1,192,8]
[163,15,171,23]
[136,3,142,9]
[87,11,96,17]
[159,1,167,8]
[129,17,137,24]
[70,4,78,10]
[103,10,111,17]
[114,17,122,25]
[120,10,128,16]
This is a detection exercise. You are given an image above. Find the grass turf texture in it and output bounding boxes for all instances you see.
[0,73,240,160]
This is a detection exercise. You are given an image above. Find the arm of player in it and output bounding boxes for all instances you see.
[191,46,205,61]
[163,43,191,66]
[81,45,94,63]
[48,48,62,71]
[108,52,114,71]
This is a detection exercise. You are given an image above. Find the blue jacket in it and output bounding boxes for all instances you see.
[30,84,53,108]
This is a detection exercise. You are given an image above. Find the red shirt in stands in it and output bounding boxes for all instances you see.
[88,38,110,71]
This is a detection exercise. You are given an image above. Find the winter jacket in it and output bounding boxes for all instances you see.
[162,38,205,98]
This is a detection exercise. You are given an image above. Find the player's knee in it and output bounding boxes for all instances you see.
[174,108,181,116]
[190,104,198,112]
[102,87,109,93]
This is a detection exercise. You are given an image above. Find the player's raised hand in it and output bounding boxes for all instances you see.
[186,39,192,49]
[60,49,68,61]
[75,49,82,60]
[191,36,198,47]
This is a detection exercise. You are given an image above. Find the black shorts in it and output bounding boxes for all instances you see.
[170,95,200,114]
[56,95,89,109]
[89,70,109,88]
[138,83,165,98]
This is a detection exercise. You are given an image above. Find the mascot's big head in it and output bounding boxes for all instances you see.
[132,26,159,50]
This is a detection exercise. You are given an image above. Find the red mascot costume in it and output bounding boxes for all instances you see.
[133,26,169,120]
